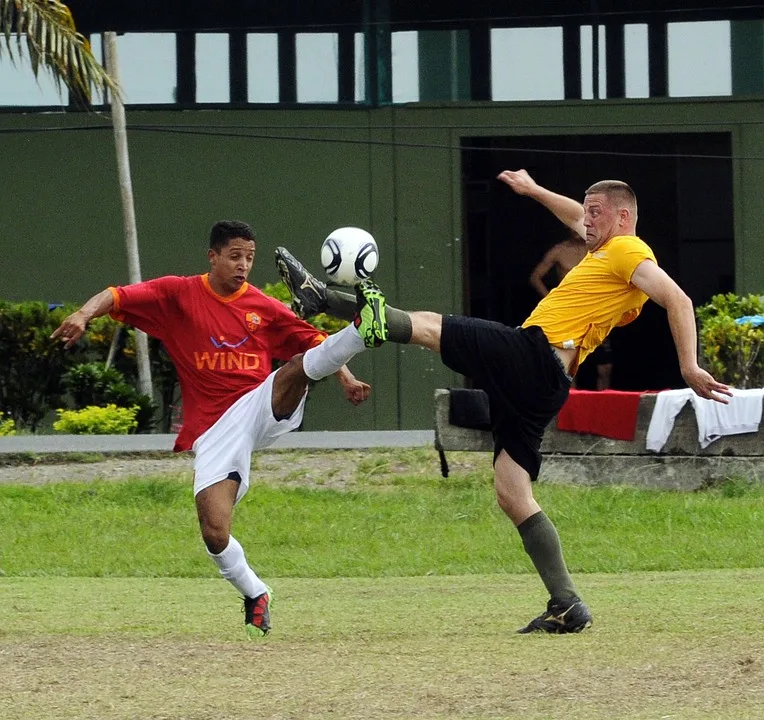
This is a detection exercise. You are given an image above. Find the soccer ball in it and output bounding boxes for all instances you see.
[320,227,379,286]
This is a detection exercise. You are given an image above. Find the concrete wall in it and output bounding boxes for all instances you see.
[2,97,764,430]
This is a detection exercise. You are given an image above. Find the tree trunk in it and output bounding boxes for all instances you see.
[103,32,153,400]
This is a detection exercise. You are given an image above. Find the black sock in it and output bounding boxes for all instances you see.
[517,511,578,600]
[326,289,413,343]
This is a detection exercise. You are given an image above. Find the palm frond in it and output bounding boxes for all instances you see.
[0,0,119,103]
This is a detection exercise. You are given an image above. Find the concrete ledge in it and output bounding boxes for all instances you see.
[434,389,764,457]
[539,454,764,490]
[0,430,435,454]
[434,389,764,487]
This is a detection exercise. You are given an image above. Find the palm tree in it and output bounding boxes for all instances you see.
[1,2,154,400]
[0,0,116,100]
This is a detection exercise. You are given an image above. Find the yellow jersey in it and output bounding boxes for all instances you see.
[522,235,656,372]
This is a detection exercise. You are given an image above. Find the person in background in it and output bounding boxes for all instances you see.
[528,228,613,390]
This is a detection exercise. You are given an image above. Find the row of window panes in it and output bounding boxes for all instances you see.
[0,22,736,106]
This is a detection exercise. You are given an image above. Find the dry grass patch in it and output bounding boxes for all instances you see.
[2,570,762,720]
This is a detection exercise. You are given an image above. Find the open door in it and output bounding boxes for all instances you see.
[461,132,734,391]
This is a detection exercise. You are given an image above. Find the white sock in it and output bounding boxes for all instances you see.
[208,535,267,599]
[302,324,365,380]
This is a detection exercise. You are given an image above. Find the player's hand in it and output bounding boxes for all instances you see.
[50,311,88,350]
[342,377,371,406]
[496,169,538,196]
[682,365,733,404]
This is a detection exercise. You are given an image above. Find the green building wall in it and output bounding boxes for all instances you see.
[1,98,763,430]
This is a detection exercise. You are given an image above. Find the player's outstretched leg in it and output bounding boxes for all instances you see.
[354,279,388,348]
[275,247,328,319]
[277,245,411,343]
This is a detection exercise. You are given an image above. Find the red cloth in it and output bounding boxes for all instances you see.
[111,274,326,452]
[556,389,642,441]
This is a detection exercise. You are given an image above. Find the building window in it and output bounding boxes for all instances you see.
[0,45,68,106]
[196,34,230,103]
[491,27,564,101]
[392,31,419,103]
[625,24,650,99]
[115,33,176,104]
[668,21,731,97]
[355,32,366,102]
[247,34,279,103]
[580,25,607,99]
[296,33,339,103]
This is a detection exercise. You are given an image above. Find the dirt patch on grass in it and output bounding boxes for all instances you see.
[0,448,490,488]
[3,633,761,720]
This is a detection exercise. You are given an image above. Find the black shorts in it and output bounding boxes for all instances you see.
[441,316,572,480]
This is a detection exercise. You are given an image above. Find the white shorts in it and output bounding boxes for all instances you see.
[192,371,307,504]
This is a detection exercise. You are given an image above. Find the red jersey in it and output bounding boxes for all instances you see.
[109,274,326,452]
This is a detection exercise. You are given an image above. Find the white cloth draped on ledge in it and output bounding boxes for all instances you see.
[646,387,764,452]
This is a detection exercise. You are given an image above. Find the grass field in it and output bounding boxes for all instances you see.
[1,454,763,719]
[3,572,763,720]
[1,471,762,578]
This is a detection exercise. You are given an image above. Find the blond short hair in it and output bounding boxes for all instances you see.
[585,180,637,215]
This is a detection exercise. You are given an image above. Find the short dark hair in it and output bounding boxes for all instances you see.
[585,180,638,215]
[209,220,256,251]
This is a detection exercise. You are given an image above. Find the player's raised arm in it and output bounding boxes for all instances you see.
[50,288,115,349]
[497,169,586,239]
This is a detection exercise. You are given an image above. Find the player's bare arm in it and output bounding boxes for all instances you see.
[50,288,115,349]
[496,169,586,239]
[335,365,370,406]
[630,260,732,403]
[528,248,559,297]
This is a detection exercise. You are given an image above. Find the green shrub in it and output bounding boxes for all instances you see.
[0,302,163,432]
[0,289,338,434]
[0,417,16,436]
[53,404,139,435]
[697,293,764,388]
[261,281,348,334]
[62,362,156,433]
[0,302,83,430]
[62,362,129,407]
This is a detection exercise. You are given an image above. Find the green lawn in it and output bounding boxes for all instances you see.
[1,474,761,578]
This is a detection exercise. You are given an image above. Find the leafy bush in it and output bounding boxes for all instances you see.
[697,293,764,388]
[53,404,139,435]
[0,302,89,430]
[0,287,340,434]
[0,302,164,432]
[0,417,16,436]
[261,281,348,334]
[62,362,156,433]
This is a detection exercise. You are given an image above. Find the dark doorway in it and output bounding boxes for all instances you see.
[461,133,734,391]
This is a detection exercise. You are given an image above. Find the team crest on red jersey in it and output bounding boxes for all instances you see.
[245,312,262,333]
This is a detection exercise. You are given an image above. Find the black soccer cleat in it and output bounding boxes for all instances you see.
[517,596,593,634]
[243,588,272,638]
[275,246,328,319]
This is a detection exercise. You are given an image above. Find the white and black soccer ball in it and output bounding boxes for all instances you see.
[320,227,379,286]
